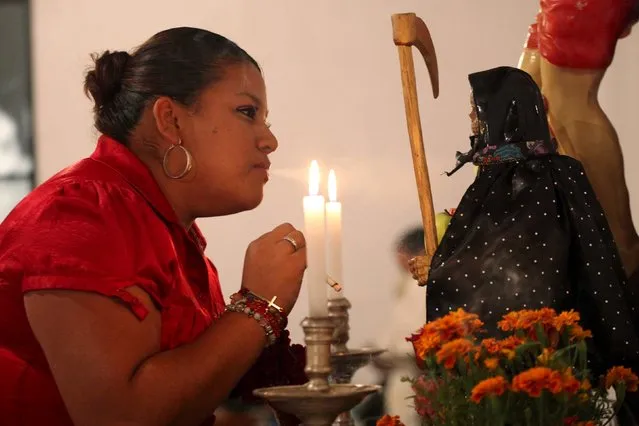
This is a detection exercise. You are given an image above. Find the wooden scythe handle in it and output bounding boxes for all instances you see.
[391,13,440,262]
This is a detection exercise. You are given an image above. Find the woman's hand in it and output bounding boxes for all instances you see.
[241,223,307,314]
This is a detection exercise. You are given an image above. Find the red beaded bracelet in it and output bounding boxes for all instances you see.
[237,288,286,315]
[226,290,286,346]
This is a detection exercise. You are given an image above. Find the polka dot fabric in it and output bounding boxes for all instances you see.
[427,154,639,377]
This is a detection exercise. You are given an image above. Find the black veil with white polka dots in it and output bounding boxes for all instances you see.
[427,67,639,383]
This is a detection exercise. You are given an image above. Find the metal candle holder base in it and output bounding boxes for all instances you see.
[329,297,385,426]
[253,383,379,426]
[253,316,380,426]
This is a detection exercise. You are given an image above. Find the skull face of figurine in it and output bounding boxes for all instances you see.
[469,92,481,135]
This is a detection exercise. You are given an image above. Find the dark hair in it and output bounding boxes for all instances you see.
[84,27,260,143]
[396,226,425,256]
[630,0,639,26]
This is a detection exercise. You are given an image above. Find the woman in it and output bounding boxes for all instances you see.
[426,66,639,421]
[0,27,307,426]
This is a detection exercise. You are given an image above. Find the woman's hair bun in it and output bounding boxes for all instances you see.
[83,50,131,110]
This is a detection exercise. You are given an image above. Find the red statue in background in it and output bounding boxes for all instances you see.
[539,0,637,68]
[518,0,639,277]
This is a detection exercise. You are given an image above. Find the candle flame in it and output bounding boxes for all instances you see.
[328,169,337,202]
[309,160,320,195]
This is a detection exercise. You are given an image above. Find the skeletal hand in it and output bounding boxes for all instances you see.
[409,255,431,286]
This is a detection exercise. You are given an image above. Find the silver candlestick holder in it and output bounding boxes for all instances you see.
[253,315,380,426]
[328,296,385,426]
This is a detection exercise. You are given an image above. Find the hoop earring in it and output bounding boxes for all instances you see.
[162,139,193,179]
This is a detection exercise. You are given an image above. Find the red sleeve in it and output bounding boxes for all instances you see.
[539,0,636,69]
[13,181,164,320]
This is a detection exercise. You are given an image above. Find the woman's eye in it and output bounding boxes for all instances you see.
[238,106,257,119]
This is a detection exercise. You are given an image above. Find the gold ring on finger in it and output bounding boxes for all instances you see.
[282,234,299,252]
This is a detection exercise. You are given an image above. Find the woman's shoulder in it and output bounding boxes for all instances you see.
[0,159,178,315]
[0,158,176,298]
[0,158,168,263]
[7,158,155,228]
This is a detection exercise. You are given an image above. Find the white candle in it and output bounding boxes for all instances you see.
[303,160,328,317]
[325,169,343,299]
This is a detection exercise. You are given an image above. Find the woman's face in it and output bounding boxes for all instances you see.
[172,62,278,218]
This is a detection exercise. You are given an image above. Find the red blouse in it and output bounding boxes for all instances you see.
[0,136,306,425]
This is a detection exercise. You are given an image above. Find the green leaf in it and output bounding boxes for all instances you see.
[534,323,548,347]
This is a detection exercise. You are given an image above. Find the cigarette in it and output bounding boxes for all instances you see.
[327,276,343,293]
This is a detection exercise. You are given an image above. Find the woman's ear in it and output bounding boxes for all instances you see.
[152,97,181,144]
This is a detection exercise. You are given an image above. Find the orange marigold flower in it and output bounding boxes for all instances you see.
[408,309,485,361]
[376,415,405,426]
[426,309,484,342]
[497,311,521,332]
[569,325,592,342]
[432,316,467,342]
[482,336,523,361]
[482,338,501,354]
[470,376,508,403]
[523,309,551,329]
[484,357,500,370]
[512,367,564,397]
[537,307,559,324]
[526,308,558,336]
[448,308,484,332]
[580,379,591,391]
[561,369,581,394]
[547,370,564,394]
[407,329,441,360]
[436,338,474,370]
[500,336,524,350]
[605,366,639,392]
[553,310,580,331]
[499,308,558,335]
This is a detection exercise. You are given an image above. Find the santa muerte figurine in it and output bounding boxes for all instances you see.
[421,65,639,420]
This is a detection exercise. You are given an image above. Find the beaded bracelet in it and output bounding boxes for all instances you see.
[235,288,286,315]
[225,290,287,347]
[225,301,278,346]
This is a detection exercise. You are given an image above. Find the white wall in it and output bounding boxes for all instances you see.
[32,0,639,346]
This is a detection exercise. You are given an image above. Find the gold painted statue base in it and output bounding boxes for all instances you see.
[253,316,380,426]
[328,297,385,426]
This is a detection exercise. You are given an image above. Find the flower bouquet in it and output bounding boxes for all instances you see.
[378,308,638,426]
